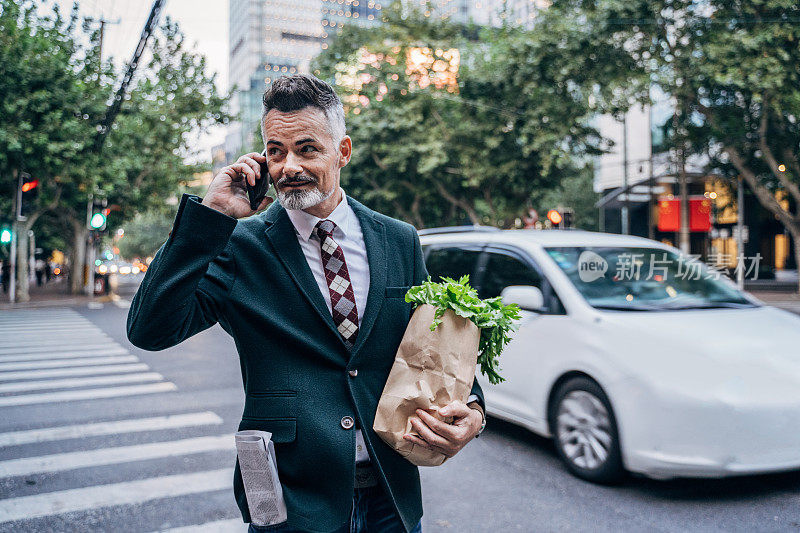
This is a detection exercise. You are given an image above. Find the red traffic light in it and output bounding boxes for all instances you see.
[21,179,39,192]
[547,209,562,225]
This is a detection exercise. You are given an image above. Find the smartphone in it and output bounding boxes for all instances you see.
[246,149,272,211]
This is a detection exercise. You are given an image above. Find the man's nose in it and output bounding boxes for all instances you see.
[283,150,303,177]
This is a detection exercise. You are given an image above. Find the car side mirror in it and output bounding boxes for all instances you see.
[501,285,545,312]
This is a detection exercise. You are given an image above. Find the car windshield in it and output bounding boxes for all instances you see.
[544,246,757,311]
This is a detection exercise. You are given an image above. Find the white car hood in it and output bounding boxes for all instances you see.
[594,305,800,404]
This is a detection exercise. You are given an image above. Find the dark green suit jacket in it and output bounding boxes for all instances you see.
[126,192,485,533]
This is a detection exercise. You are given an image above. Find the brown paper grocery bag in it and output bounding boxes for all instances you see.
[373,303,481,466]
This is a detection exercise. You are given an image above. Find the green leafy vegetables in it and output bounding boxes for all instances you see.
[405,275,521,385]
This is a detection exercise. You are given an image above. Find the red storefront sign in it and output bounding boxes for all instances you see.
[657,197,711,232]
[658,199,680,232]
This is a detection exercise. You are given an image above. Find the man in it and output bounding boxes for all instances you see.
[127,74,486,533]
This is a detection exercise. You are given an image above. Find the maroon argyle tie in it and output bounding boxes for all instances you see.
[313,219,359,348]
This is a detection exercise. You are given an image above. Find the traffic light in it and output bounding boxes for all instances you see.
[547,209,563,228]
[0,227,11,244]
[546,208,574,229]
[89,198,108,231]
[20,173,39,218]
[562,208,574,229]
[89,211,107,231]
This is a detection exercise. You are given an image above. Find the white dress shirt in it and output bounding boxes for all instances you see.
[285,186,372,464]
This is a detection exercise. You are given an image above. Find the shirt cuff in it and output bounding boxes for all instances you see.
[466,394,484,419]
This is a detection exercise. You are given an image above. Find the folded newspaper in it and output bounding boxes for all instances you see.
[235,430,288,527]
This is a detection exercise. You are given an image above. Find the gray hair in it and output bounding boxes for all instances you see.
[261,74,346,145]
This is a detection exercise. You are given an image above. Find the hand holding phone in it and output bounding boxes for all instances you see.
[246,149,272,211]
[202,151,273,219]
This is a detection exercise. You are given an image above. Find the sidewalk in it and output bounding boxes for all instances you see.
[0,278,116,310]
[3,277,799,315]
[747,289,800,315]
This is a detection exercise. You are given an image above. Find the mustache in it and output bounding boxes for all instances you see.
[278,175,316,186]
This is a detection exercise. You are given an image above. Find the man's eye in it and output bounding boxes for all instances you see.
[301,145,318,153]
[267,148,280,156]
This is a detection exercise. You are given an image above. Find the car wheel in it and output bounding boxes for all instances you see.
[549,376,624,483]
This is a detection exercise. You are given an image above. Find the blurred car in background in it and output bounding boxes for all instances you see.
[97,261,145,276]
[420,227,800,482]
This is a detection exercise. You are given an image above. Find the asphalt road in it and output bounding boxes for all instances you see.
[1,299,800,532]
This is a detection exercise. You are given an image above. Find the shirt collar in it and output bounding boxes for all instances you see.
[285,186,352,242]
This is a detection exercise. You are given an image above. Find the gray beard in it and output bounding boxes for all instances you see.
[276,183,335,210]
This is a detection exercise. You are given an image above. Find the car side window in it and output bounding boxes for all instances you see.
[478,252,543,300]
[424,246,482,283]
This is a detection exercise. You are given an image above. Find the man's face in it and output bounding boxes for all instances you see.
[263,106,349,211]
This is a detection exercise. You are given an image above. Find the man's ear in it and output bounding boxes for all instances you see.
[338,136,352,168]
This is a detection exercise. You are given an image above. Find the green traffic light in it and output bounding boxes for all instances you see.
[90,213,106,229]
[0,228,11,244]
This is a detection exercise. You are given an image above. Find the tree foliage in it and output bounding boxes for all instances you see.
[548,0,800,289]
[312,4,611,228]
[0,0,231,297]
[116,209,174,260]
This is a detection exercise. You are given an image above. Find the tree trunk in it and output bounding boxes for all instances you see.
[678,151,690,254]
[433,182,481,225]
[70,221,87,295]
[410,195,424,229]
[14,223,29,302]
[791,228,800,295]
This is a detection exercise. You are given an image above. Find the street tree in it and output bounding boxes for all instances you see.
[552,0,800,290]
[313,4,619,228]
[0,1,230,298]
[0,1,98,300]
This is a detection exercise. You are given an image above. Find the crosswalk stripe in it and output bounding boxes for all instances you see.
[154,518,243,533]
[0,372,163,393]
[0,348,129,362]
[0,335,114,347]
[0,329,106,337]
[0,355,138,372]
[0,324,91,331]
[0,311,79,316]
[0,381,176,407]
[0,434,233,477]
[0,344,121,356]
[0,325,104,332]
[0,317,88,323]
[0,411,224,447]
[0,348,129,363]
[0,363,149,382]
[0,468,231,523]
[0,312,79,316]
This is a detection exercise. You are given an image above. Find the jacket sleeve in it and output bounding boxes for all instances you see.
[410,226,486,415]
[126,193,238,351]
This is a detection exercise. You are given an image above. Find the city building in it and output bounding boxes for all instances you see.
[593,89,796,279]
[225,0,382,159]
[225,0,548,160]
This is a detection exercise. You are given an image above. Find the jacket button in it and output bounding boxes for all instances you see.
[348,369,358,377]
[341,416,354,429]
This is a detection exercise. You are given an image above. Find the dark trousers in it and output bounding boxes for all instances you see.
[247,483,422,533]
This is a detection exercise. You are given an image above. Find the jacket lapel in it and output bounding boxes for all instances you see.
[262,202,347,352]
[260,195,389,359]
[346,196,387,357]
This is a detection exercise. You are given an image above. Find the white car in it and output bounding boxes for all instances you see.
[419,227,800,482]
